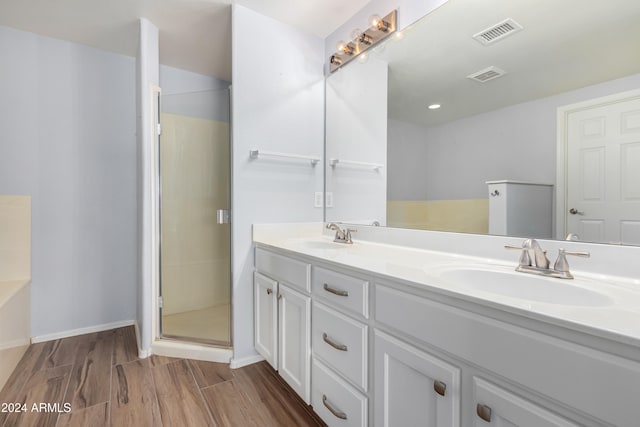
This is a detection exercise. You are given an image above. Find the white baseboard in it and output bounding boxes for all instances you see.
[230,353,264,369]
[134,322,150,358]
[31,319,136,343]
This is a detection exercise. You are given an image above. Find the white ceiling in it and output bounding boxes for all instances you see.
[371,0,640,127]
[0,0,371,82]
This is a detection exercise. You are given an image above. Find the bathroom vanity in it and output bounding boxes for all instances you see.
[253,223,640,427]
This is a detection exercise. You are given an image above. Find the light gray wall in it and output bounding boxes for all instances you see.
[387,118,430,200]
[0,25,137,339]
[160,65,230,95]
[160,65,230,122]
[326,57,388,224]
[231,5,324,364]
[388,73,640,201]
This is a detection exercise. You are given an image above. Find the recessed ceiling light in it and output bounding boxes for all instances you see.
[428,104,441,110]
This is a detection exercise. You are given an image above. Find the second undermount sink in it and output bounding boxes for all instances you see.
[432,265,613,307]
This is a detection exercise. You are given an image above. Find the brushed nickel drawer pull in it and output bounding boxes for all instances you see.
[266,288,272,295]
[324,283,349,297]
[476,403,492,423]
[323,394,347,420]
[433,380,446,396]
[323,333,348,351]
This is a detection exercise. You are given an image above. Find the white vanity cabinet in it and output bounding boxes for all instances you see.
[253,244,640,427]
[375,284,640,427]
[254,248,311,404]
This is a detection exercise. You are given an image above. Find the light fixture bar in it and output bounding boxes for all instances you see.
[329,10,397,73]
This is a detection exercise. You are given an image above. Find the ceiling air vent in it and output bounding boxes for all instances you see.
[473,18,523,45]
[467,66,506,83]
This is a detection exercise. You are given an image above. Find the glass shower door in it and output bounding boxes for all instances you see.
[159,88,231,346]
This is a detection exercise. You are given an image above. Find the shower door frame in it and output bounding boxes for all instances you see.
[154,86,233,348]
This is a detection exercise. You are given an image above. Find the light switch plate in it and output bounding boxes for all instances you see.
[326,192,334,208]
[314,192,323,208]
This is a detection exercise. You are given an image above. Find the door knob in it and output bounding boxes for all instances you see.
[569,208,584,215]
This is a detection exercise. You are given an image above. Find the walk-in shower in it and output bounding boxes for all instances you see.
[158,88,231,347]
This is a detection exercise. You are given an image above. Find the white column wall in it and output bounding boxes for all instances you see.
[231,5,325,365]
[136,18,159,355]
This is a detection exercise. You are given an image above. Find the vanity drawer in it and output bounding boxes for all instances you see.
[312,266,368,318]
[312,302,367,390]
[312,358,367,427]
[255,247,310,292]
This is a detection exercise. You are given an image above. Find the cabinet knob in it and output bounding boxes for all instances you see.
[277,292,282,300]
[433,380,446,396]
[476,403,492,423]
[322,394,347,420]
[266,288,272,295]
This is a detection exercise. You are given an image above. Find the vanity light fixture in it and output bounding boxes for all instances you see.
[329,10,397,73]
[330,55,343,66]
[357,33,374,46]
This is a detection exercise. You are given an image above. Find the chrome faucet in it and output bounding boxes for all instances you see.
[326,223,356,244]
[505,239,590,279]
[523,238,550,269]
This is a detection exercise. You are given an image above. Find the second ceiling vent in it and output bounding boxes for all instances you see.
[473,18,523,45]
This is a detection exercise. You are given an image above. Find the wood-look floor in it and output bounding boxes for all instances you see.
[0,326,326,427]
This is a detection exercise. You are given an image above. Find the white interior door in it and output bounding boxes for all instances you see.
[566,95,640,244]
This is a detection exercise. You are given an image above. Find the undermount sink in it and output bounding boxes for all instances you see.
[287,239,348,250]
[433,265,613,307]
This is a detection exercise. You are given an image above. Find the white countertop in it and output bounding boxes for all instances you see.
[253,223,640,348]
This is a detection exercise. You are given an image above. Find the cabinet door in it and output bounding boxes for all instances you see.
[278,283,311,404]
[254,272,278,369]
[374,330,460,427]
[473,378,579,427]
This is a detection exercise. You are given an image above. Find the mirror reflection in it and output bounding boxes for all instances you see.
[325,0,640,245]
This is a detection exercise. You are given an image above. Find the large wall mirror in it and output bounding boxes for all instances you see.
[325,0,640,245]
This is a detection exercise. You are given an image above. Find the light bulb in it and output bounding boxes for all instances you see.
[350,28,362,40]
[336,40,354,55]
[428,104,441,110]
[370,14,390,32]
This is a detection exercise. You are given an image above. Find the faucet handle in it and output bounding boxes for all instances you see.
[504,244,531,267]
[345,228,357,243]
[553,248,590,275]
